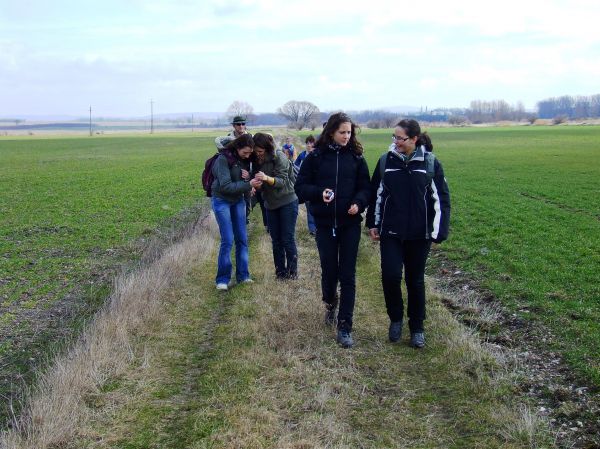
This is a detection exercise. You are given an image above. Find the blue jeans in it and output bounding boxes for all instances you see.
[305,201,316,234]
[266,200,298,278]
[211,196,250,284]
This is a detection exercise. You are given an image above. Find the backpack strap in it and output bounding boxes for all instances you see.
[378,152,388,181]
[424,152,436,182]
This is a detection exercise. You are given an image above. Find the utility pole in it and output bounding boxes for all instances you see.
[150,99,154,134]
[89,106,92,136]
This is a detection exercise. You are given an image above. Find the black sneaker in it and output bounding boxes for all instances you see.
[388,321,402,343]
[324,305,336,326]
[410,332,425,348]
[336,328,354,348]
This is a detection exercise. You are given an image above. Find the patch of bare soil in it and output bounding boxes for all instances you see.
[429,250,600,449]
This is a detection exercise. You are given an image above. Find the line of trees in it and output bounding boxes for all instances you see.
[536,95,600,119]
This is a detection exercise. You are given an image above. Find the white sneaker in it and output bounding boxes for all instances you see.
[240,278,254,284]
[216,283,228,291]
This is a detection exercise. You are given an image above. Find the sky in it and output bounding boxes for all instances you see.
[1,0,600,118]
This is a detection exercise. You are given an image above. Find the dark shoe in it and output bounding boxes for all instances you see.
[336,328,354,348]
[388,321,403,343]
[324,305,336,326]
[410,332,425,348]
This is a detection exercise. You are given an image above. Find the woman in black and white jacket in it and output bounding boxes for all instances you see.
[295,112,371,348]
[366,119,450,348]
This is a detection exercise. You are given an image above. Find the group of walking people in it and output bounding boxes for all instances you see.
[209,113,451,349]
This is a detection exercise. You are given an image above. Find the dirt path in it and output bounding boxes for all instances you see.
[3,209,561,448]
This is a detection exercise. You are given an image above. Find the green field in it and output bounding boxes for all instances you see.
[1,126,599,394]
[358,126,600,384]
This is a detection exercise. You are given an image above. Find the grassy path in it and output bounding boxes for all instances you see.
[57,211,551,448]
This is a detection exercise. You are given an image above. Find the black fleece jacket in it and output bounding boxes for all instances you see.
[294,143,371,229]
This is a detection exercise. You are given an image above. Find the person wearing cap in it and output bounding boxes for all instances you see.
[229,116,249,138]
[226,115,255,224]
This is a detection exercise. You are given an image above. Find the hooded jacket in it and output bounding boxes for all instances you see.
[295,143,371,229]
[366,145,451,242]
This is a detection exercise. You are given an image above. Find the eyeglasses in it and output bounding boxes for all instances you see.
[234,122,246,126]
[392,135,409,142]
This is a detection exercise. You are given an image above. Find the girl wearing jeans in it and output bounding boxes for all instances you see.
[250,133,299,279]
[211,134,254,290]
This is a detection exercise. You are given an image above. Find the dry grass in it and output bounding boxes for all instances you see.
[0,206,218,449]
[1,205,553,448]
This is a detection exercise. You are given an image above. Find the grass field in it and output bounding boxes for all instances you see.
[0,134,217,418]
[0,124,599,410]
[356,126,600,385]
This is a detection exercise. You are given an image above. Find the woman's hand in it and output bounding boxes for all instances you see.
[348,204,359,215]
[241,169,250,180]
[369,228,380,241]
[323,188,334,203]
[250,178,263,189]
[254,171,268,181]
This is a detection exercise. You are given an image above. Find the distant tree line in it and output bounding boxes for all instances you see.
[536,94,600,119]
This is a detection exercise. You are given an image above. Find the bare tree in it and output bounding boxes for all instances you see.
[226,101,255,122]
[277,100,320,130]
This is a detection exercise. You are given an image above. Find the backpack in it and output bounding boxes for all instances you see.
[379,151,436,183]
[201,152,220,197]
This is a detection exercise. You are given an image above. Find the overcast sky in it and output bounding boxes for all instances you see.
[1,0,599,117]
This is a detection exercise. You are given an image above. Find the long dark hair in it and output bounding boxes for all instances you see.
[223,134,254,161]
[252,132,275,155]
[396,119,433,152]
[316,112,363,156]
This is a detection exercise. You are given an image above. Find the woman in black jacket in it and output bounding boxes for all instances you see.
[295,112,371,348]
[366,119,451,348]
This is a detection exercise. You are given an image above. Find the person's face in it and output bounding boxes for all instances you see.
[306,141,315,153]
[332,122,352,146]
[237,146,253,159]
[233,122,246,134]
[254,146,266,162]
[393,126,416,153]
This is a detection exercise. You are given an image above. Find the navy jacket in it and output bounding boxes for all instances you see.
[366,146,451,242]
[295,143,371,229]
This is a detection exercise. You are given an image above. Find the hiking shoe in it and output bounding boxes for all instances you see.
[410,332,425,348]
[216,283,228,291]
[324,304,337,326]
[388,321,403,343]
[336,328,354,348]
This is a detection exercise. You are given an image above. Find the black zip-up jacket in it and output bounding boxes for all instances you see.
[295,143,371,229]
[366,146,451,242]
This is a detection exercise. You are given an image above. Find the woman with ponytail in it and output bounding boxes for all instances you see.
[366,119,451,348]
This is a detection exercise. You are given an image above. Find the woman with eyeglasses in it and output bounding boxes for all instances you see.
[366,119,451,348]
[211,134,255,291]
[295,112,371,348]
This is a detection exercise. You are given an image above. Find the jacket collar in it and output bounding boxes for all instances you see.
[388,144,426,162]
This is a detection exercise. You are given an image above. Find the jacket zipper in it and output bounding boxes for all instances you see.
[333,149,339,236]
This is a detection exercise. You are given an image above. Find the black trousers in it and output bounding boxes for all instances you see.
[380,237,431,333]
[315,223,361,330]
